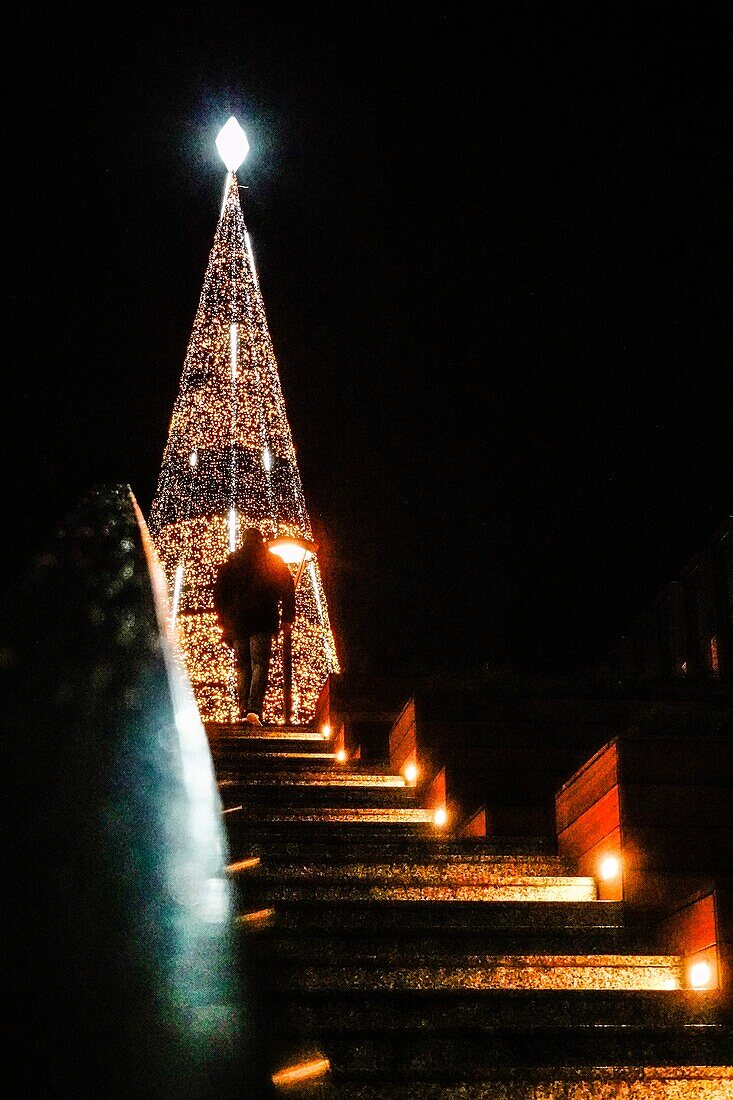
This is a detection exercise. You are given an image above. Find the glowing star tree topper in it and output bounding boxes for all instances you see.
[215,116,250,172]
[149,118,339,724]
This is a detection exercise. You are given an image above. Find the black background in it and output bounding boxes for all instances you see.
[4,5,732,679]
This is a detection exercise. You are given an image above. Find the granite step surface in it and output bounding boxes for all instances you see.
[224,834,561,861]
[217,781,417,809]
[268,988,725,1031]
[267,953,685,993]
[242,875,598,904]
[281,1065,733,1098]
[253,927,631,959]
[255,899,625,934]
[221,806,437,828]
[278,1028,733,1074]
[238,855,571,881]
[207,722,732,1091]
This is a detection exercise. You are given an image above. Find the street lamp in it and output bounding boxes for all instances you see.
[266,536,318,724]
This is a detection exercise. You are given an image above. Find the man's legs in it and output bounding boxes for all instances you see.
[234,639,252,720]
[247,632,272,721]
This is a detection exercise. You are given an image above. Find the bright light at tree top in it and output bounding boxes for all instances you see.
[215,116,250,172]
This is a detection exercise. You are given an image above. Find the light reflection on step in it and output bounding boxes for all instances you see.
[277,954,684,992]
[269,1066,733,1098]
[250,858,569,883]
[228,807,435,824]
[258,879,597,903]
[208,727,332,741]
[218,773,406,788]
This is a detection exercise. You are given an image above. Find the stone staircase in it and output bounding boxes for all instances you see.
[207,721,733,1098]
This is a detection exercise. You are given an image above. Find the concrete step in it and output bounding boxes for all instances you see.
[220,807,437,828]
[259,928,630,959]
[207,721,328,738]
[280,1068,733,1100]
[214,739,335,757]
[279,1039,733,1086]
[218,770,407,788]
[270,988,725,1032]
[331,1030,733,1072]
[259,899,625,935]
[212,753,403,777]
[224,835,562,863]
[208,727,334,756]
[239,854,570,883]
[269,953,684,992]
[217,780,416,809]
[243,875,597,904]
[215,750,342,765]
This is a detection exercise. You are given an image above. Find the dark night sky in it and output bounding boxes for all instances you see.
[4,6,732,680]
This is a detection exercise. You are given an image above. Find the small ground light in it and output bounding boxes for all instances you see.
[321,723,331,738]
[433,806,448,828]
[237,908,275,927]
[689,960,713,989]
[404,763,418,785]
[599,854,621,881]
[272,1057,330,1087]
[336,748,347,763]
[225,855,260,874]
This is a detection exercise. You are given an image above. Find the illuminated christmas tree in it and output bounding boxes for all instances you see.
[149,118,338,724]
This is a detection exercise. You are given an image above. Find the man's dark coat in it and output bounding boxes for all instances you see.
[213,540,295,643]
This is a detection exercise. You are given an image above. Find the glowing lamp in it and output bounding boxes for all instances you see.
[433,806,448,828]
[321,723,331,739]
[215,116,250,172]
[404,763,418,785]
[689,960,713,989]
[267,535,318,566]
[336,748,347,763]
[599,854,621,881]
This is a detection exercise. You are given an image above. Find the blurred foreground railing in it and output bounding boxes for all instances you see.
[3,485,260,1099]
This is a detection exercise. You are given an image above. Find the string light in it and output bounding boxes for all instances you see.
[171,561,184,624]
[149,147,339,724]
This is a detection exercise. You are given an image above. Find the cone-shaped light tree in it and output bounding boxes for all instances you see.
[149,118,338,724]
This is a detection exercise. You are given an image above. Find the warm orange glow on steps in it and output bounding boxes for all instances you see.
[272,1056,330,1087]
[237,908,275,926]
[225,856,260,873]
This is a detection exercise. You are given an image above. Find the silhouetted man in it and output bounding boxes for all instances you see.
[213,528,295,726]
